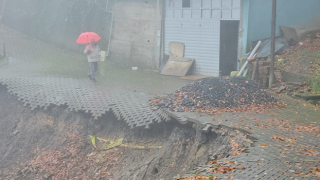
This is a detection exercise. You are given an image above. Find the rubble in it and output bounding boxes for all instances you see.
[151,76,284,114]
[43,173,52,179]
[278,37,320,73]
[276,85,287,93]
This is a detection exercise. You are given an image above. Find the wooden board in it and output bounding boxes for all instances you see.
[161,57,195,77]
[274,70,282,80]
[169,41,185,58]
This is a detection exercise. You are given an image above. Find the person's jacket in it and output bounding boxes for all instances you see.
[84,44,100,62]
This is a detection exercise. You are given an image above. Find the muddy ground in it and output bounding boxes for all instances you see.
[0,85,251,180]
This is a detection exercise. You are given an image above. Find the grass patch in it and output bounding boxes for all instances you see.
[311,79,320,94]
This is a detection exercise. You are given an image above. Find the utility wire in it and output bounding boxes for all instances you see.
[277,0,287,14]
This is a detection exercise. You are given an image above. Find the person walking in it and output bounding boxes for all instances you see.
[84,39,100,82]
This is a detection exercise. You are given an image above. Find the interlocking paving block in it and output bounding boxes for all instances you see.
[0,77,171,129]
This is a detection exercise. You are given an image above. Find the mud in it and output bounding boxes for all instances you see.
[0,84,251,180]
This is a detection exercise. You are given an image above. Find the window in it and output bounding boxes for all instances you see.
[182,0,191,8]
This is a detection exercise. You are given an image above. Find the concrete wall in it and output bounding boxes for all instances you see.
[242,0,320,54]
[0,0,162,69]
[109,0,162,69]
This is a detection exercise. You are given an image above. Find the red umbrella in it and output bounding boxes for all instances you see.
[76,32,101,44]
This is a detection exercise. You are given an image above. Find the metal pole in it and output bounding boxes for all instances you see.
[237,40,261,76]
[106,12,113,56]
[251,59,259,80]
[106,0,116,57]
[2,43,5,58]
[159,0,165,69]
[269,0,276,89]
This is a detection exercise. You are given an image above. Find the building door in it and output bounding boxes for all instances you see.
[220,20,239,76]
[164,0,241,76]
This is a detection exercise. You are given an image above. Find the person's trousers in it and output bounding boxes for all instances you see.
[88,62,98,79]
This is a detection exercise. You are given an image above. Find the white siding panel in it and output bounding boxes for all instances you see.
[166,9,174,18]
[233,0,241,8]
[164,19,182,54]
[165,0,240,76]
[165,19,220,76]
[202,0,211,7]
[212,0,221,8]
[232,9,240,19]
[191,0,201,8]
[199,20,220,76]
[192,9,201,18]
[183,9,192,18]
[212,9,220,19]
[222,0,232,7]
[221,9,231,19]
[166,0,173,8]
[173,0,182,7]
[174,9,182,18]
[202,9,211,18]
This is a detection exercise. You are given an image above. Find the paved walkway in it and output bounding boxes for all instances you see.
[172,94,320,179]
[0,25,190,128]
[0,25,319,179]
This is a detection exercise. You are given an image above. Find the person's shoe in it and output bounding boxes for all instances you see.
[88,74,92,80]
[92,78,96,82]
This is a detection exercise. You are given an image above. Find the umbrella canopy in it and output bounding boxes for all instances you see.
[76,32,101,44]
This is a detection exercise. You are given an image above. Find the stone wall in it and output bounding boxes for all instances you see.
[109,0,162,69]
[0,0,162,69]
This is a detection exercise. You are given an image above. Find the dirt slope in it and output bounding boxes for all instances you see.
[0,85,251,180]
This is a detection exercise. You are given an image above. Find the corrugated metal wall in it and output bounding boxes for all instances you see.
[165,0,240,76]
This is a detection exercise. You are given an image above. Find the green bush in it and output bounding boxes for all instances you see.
[311,79,320,94]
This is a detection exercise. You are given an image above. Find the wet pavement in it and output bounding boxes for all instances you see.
[0,25,320,179]
[0,25,190,128]
[172,95,320,179]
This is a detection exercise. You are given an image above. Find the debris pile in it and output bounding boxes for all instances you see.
[30,133,122,180]
[273,82,320,105]
[151,76,284,114]
[281,37,320,55]
[274,82,309,94]
[277,37,320,74]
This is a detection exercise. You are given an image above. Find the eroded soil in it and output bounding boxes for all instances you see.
[0,85,251,180]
